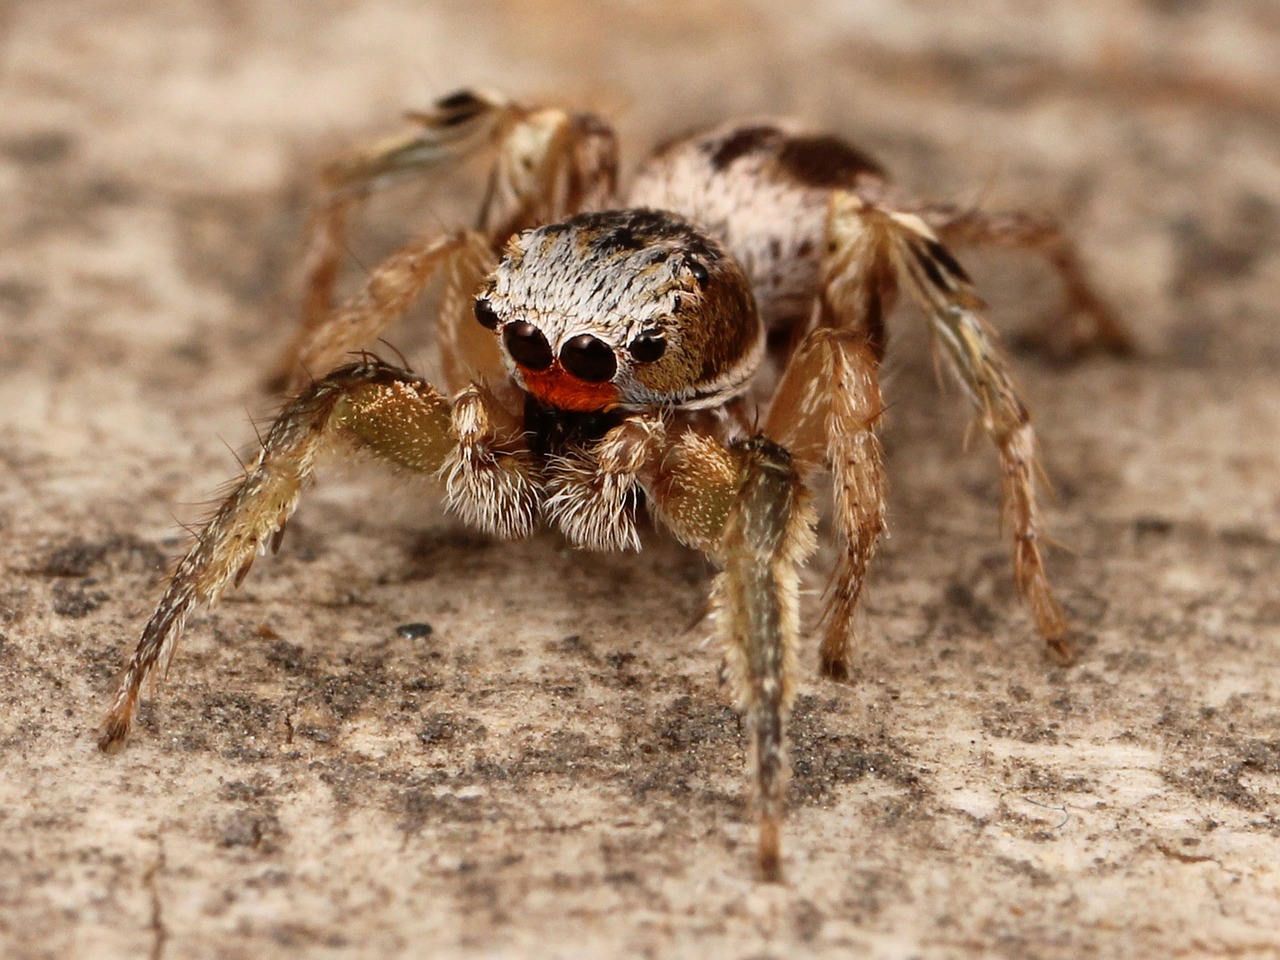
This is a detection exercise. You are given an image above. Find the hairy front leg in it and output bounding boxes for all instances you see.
[717,438,817,882]
[643,428,816,881]
[443,384,541,540]
[544,415,667,551]
[99,361,464,752]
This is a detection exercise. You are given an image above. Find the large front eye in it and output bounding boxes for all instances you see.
[560,334,617,383]
[628,333,667,363]
[504,322,553,370]
[474,297,500,330]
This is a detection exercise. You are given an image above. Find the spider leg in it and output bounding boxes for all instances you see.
[443,383,541,540]
[766,328,885,681]
[277,91,619,388]
[511,411,809,873]
[642,426,816,882]
[287,230,472,390]
[828,191,1072,662]
[718,438,816,882]
[478,107,619,240]
[98,359,533,752]
[918,202,1133,357]
[435,232,512,399]
[276,91,518,383]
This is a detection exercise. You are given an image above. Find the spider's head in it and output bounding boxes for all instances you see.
[475,209,764,412]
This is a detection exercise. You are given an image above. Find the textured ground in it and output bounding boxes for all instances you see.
[2,1,1279,958]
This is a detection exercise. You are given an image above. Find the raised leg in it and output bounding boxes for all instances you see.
[477,108,619,241]
[274,91,517,385]
[319,87,619,248]
[288,231,469,390]
[278,90,620,389]
[434,231,520,405]
[829,191,1072,662]
[919,202,1133,356]
[97,359,530,752]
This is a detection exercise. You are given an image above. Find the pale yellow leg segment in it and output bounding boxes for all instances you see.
[436,232,505,396]
[830,191,1072,662]
[98,361,456,753]
[641,427,742,556]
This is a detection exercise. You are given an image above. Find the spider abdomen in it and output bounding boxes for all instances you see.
[629,120,890,337]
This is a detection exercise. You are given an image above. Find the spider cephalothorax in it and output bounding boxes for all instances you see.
[482,208,764,412]
[98,89,1130,881]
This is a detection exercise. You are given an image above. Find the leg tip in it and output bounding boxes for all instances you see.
[1047,633,1076,667]
[757,819,784,883]
[97,715,131,754]
[818,653,855,684]
[1068,309,1137,359]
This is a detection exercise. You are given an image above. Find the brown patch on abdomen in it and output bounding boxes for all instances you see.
[707,124,782,171]
[775,135,886,188]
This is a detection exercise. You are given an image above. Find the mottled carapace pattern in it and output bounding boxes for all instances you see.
[485,209,764,410]
[100,89,1128,881]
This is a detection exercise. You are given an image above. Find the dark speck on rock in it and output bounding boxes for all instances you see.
[396,622,434,640]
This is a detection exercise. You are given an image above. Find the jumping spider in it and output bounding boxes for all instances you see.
[99,89,1130,880]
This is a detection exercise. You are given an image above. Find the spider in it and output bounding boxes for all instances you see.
[98,89,1130,881]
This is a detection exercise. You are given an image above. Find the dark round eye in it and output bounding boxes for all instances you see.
[504,322,553,370]
[686,258,709,286]
[628,333,667,364]
[560,334,617,383]
[474,297,500,330]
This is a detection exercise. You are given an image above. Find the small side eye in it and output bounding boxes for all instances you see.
[628,333,667,363]
[686,258,709,287]
[474,297,500,329]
